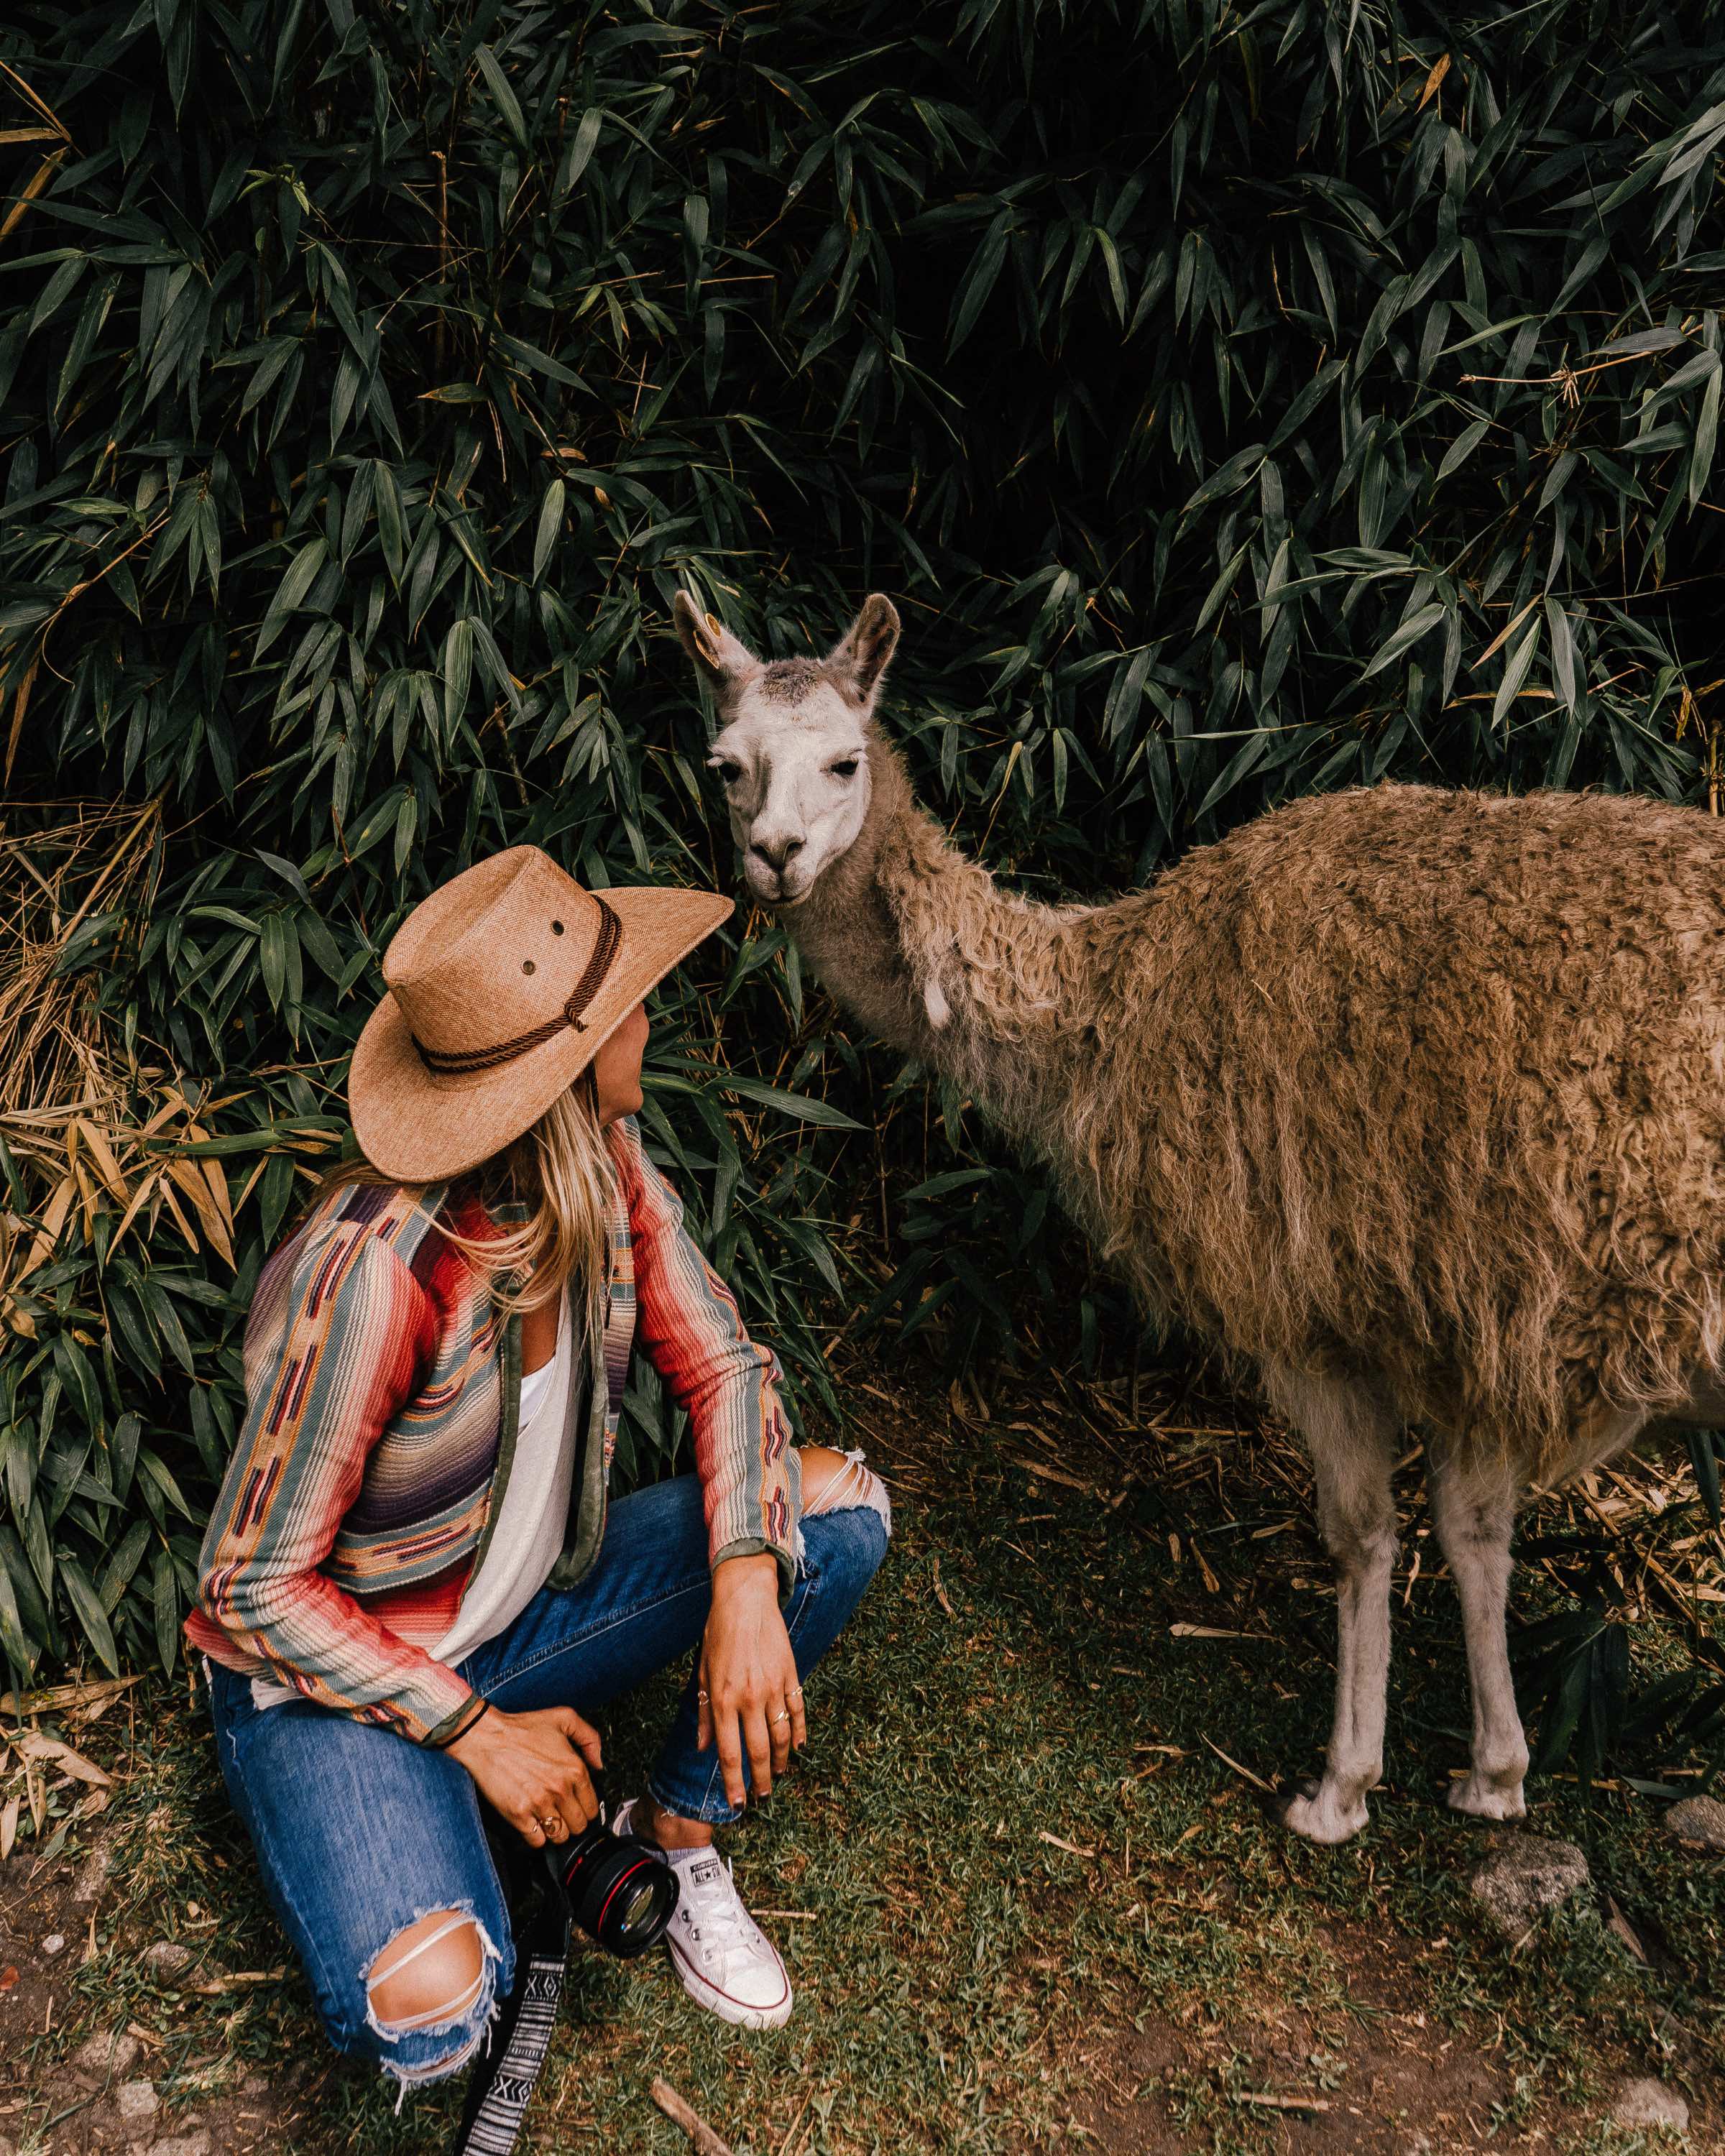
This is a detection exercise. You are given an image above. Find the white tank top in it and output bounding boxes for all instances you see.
[431,1284,578,1666]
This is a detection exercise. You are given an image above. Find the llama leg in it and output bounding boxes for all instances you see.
[1425,1446,1528,1821]
[1263,1365,1399,1846]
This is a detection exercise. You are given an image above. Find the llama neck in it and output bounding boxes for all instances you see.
[784,735,1082,1134]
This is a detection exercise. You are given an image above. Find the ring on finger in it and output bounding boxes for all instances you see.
[773,1708,791,1726]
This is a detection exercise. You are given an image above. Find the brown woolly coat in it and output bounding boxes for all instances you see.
[788,748,1725,1475]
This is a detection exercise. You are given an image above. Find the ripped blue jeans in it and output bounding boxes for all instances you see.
[204,1467,889,2093]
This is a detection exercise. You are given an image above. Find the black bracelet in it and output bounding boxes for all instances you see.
[426,1696,491,1750]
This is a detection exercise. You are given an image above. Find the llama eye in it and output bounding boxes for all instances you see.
[830,759,859,780]
[711,759,742,786]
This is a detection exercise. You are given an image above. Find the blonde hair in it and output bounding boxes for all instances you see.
[308,1072,617,1325]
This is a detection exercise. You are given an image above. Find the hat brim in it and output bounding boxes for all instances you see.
[348,884,733,1182]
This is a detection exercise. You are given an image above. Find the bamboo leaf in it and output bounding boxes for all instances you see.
[58,1552,119,1675]
[533,479,566,585]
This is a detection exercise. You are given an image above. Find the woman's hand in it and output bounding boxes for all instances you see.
[446,1703,604,1848]
[699,1552,804,1807]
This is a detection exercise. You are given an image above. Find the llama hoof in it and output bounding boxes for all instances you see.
[1446,1774,1527,1822]
[1269,1777,1368,1845]
[1259,1775,1320,1826]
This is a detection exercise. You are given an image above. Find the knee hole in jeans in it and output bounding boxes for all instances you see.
[799,1446,893,1537]
[364,1908,490,2042]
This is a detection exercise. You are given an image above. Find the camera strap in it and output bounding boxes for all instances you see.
[454,1886,571,2156]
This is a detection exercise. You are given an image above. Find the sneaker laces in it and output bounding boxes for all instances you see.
[677,1854,761,1971]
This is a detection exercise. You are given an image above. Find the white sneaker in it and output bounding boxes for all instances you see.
[613,1800,792,2030]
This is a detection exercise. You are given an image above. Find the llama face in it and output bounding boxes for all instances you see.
[673,591,901,907]
[706,687,873,906]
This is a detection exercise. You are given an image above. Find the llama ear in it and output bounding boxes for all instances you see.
[827,593,900,706]
[673,591,760,692]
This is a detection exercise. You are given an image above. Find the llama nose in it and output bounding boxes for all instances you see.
[751,835,804,875]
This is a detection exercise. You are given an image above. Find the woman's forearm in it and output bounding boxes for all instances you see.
[195,1565,484,1746]
[617,1123,801,1587]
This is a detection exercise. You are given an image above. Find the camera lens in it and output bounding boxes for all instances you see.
[607,1862,677,1949]
[553,1823,679,1958]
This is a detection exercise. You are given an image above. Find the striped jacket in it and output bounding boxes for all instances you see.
[185,1117,799,1747]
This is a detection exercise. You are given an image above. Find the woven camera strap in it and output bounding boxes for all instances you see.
[453,1882,571,2156]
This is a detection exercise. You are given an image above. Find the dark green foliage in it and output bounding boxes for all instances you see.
[1,0,1721,1784]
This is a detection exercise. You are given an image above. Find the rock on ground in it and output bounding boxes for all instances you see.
[72,2027,142,2078]
[144,1938,193,1976]
[144,2137,211,2156]
[1468,1833,1591,1938]
[72,1842,111,1902]
[1609,2077,1690,2132]
[1664,1794,1725,1850]
[115,2079,160,2124]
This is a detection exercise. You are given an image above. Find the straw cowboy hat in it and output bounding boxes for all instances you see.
[349,847,732,1181]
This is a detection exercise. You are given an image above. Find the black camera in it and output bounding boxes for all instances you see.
[544,1802,679,1957]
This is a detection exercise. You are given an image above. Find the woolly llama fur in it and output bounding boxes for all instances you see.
[676,589,1725,1843]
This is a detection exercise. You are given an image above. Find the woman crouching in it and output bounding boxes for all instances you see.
[185,846,890,2100]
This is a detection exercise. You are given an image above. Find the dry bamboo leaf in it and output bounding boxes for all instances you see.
[0,146,64,244]
[162,1157,232,1263]
[1200,1735,1273,1792]
[1,1297,37,1340]
[107,1166,162,1260]
[183,1122,236,1235]
[0,1673,140,1718]
[136,1094,189,1139]
[234,1152,272,1215]
[1009,1455,1098,1493]
[75,1118,130,1204]
[0,57,72,139]
[17,1732,110,1787]
[0,1792,19,1861]
[1473,596,1540,670]
[72,1153,98,1240]
[4,648,41,786]
[18,1174,75,1281]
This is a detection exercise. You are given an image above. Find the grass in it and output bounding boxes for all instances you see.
[3,1353,1721,2154]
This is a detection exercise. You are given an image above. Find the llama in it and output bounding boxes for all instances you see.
[672,589,1725,1846]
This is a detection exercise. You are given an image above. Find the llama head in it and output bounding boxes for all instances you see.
[672,591,901,906]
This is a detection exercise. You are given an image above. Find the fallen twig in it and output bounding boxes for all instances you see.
[1230,2091,1331,2114]
[650,2076,736,2156]
[1038,1830,1097,1857]
[190,1968,287,1993]
[775,2088,814,2156]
